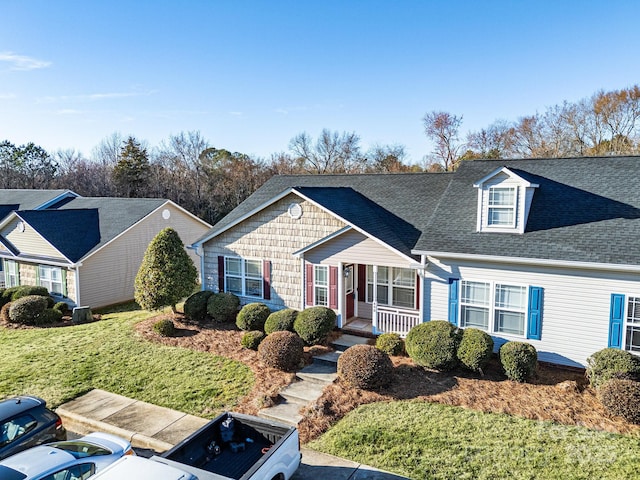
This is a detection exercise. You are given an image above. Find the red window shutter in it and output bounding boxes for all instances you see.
[415,274,420,310]
[217,256,225,292]
[357,264,366,301]
[306,263,314,306]
[263,260,271,300]
[329,266,338,309]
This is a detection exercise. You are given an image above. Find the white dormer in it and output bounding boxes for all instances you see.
[474,167,539,234]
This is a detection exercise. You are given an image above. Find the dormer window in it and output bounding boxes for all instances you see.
[488,187,516,227]
[474,167,539,234]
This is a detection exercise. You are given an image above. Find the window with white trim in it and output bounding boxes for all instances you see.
[487,186,516,227]
[366,265,416,309]
[39,265,63,295]
[460,280,527,335]
[5,260,19,288]
[224,257,263,298]
[314,265,328,306]
[625,296,640,352]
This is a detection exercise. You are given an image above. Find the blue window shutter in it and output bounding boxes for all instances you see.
[448,278,459,326]
[608,293,625,349]
[527,286,543,340]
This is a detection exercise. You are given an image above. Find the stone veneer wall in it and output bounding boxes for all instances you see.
[203,194,346,310]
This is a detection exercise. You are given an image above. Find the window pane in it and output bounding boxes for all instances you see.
[495,310,525,335]
[378,266,389,284]
[225,258,241,275]
[245,279,262,297]
[626,325,640,352]
[462,281,490,305]
[245,259,262,278]
[461,305,489,329]
[315,286,328,306]
[489,187,515,206]
[392,287,414,308]
[226,277,242,295]
[315,266,327,286]
[495,285,526,309]
[392,268,414,287]
[488,208,514,225]
[628,297,640,324]
[377,285,389,304]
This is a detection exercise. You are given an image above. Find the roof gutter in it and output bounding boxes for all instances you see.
[412,250,640,273]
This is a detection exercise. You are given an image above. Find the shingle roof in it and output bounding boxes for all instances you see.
[198,173,453,259]
[0,189,73,218]
[17,209,101,262]
[413,156,640,265]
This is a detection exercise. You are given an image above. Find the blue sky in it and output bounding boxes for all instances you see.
[1,0,639,163]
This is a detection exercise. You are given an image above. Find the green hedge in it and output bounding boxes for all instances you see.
[586,348,640,389]
[457,328,494,373]
[207,292,240,323]
[499,341,537,382]
[405,321,461,371]
[184,290,215,322]
[264,308,298,335]
[294,306,336,345]
[236,303,271,331]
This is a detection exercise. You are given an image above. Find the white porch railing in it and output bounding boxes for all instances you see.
[375,305,421,337]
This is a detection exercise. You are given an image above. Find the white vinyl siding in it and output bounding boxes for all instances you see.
[425,258,640,368]
[225,257,263,298]
[4,217,65,260]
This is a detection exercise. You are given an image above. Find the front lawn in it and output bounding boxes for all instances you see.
[309,400,640,479]
[0,304,253,416]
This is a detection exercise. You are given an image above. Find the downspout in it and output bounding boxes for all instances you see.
[420,255,428,322]
[73,262,82,307]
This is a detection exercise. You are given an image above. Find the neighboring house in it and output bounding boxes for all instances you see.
[192,156,640,368]
[0,189,211,309]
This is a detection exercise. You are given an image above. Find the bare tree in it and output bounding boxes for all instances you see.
[422,111,464,171]
[289,129,365,174]
[366,144,415,172]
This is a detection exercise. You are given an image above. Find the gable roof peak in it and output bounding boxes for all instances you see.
[473,166,539,188]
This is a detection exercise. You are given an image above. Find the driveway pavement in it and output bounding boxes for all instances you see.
[57,389,409,480]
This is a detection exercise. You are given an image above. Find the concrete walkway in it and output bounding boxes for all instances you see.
[56,389,409,480]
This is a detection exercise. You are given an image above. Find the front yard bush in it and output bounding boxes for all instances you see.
[207,292,240,323]
[405,321,461,371]
[586,348,640,389]
[376,333,404,356]
[264,308,298,335]
[457,328,494,373]
[236,303,271,331]
[338,344,393,390]
[258,331,304,371]
[9,295,50,326]
[294,306,336,345]
[184,290,215,323]
[12,285,51,302]
[499,341,537,382]
[0,302,11,323]
[241,330,266,350]
[53,301,69,314]
[598,378,640,424]
[153,318,176,337]
[39,308,63,324]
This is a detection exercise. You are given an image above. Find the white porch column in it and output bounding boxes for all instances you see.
[372,265,378,330]
[337,261,344,328]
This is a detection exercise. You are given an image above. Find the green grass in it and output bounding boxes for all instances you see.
[0,304,253,416]
[309,400,640,480]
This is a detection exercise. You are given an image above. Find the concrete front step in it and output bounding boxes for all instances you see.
[279,380,327,404]
[258,401,303,426]
[297,362,338,385]
[312,350,342,366]
[331,333,372,351]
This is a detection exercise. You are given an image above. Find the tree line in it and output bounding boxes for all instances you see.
[2,84,639,223]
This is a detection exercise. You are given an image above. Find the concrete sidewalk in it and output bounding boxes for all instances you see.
[56,389,409,480]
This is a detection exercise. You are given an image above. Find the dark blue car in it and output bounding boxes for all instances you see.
[0,396,67,460]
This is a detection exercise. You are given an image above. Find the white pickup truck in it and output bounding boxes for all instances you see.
[91,412,301,480]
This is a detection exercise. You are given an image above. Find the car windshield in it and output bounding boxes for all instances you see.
[0,465,27,480]
[49,440,112,458]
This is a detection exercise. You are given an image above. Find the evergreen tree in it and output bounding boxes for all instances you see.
[112,136,150,197]
[134,227,198,314]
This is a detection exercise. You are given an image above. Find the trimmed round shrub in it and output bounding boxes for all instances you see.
[457,328,494,373]
[258,331,304,372]
[53,302,69,314]
[12,285,50,301]
[0,287,19,308]
[586,348,640,389]
[8,295,49,325]
[338,344,393,390]
[405,321,461,371]
[236,303,271,331]
[294,306,336,345]
[264,308,299,335]
[598,378,640,424]
[499,341,538,382]
[153,318,176,337]
[241,330,266,350]
[376,333,404,356]
[39,308,63,324]
[0,302,12,323]
[184,290,215,323]
[207,292,240,323]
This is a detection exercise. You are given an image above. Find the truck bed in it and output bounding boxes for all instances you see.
[160,412,296,480]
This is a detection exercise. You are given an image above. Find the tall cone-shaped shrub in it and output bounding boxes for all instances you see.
[135,227,197,313]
